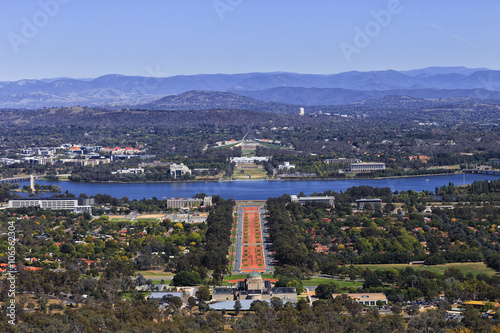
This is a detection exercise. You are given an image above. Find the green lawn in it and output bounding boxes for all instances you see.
[151,280,170,285]
[122,292,151,300]
[135,218,160,223]
[258,142,292,150]
[355,262,497,276]
[138,271,174,280]
[241,148,255,157]
[229,212,238,272]
[222,274,362,288]
[302,278,363,288]
[143,279,171,285]
[233,167,268,179]
[106,218,132,223]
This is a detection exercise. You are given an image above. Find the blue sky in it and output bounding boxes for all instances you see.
[1,0,499,81]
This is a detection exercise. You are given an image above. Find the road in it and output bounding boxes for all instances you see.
[232,205,244,273]
[259,205,274,274]
[0,174,44,183]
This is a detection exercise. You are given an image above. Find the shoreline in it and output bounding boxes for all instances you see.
[11,173,498,201]
[51,171,473,185]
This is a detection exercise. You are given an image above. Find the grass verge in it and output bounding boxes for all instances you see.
[354,262,496,276]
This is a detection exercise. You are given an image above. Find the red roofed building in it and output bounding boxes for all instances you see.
[24,267,42,271]
[313,243,330,254]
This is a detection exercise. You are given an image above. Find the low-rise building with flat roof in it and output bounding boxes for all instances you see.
[462,301,500,309]
[356,198,382,210]
[148,291,191,306]
[166,197,212,209]
[170,163,191,178]
[324,158,361,164]
[210,299,268,311]
[278,162,296,170]
[111,168,144,175]
[230,157,270,164]
[350,162,386,172]
[332,293,388,307]
[291,195,335,207]
[8,198,94,214]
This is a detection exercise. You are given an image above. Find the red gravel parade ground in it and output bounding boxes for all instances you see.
[240,206,267,273]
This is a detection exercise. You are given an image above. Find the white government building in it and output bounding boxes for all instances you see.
[350,162,386,172]
[8,198,95,213]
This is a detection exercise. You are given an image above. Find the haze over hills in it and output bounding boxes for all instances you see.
[1,67,500,109]
[234,87,500,106]
[139,90,297,113]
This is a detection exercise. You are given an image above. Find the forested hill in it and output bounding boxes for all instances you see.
[0,107,293,128]
[1,95,499,127]
[139,90,300,113]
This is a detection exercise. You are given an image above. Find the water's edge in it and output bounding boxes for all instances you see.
[17,174,499,201]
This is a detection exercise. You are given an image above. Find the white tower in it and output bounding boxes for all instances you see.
[299,107,305,116]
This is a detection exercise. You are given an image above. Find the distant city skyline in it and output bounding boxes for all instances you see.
[1,1,499,81]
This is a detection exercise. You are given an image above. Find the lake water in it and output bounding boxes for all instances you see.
[18,173,500,200]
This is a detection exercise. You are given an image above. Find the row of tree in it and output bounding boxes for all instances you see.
[173,197,235,285]
[266,196,308,267]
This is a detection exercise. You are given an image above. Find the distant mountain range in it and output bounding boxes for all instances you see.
[234,87,500,106]
[1,67,500,109]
